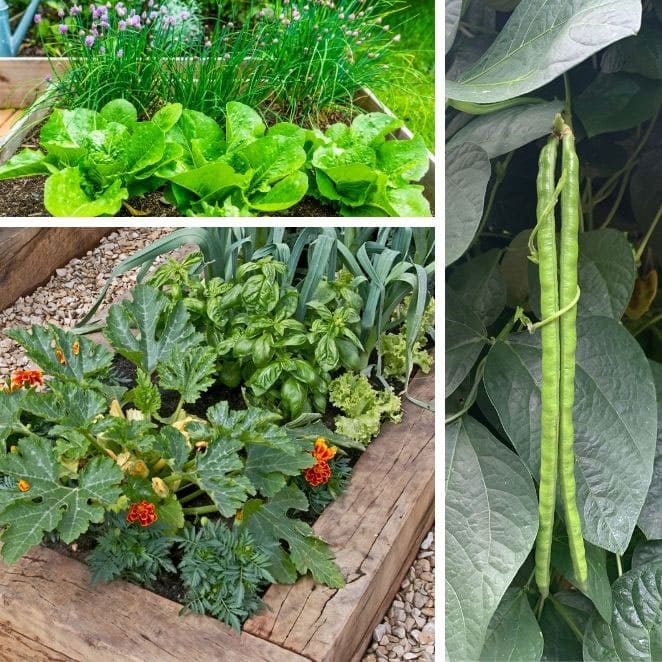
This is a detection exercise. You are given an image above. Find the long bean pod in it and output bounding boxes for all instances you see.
[558,119,588,588]
[534,135,561,600]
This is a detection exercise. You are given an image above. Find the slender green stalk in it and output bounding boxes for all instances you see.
[182,504,219,515]
[635,203,662,261]
[616,553,623,578]
[549,594,584,642]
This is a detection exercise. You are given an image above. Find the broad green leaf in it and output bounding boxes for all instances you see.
[195,436,254,517]
[446,288,487,397]
[484,316,657,553]
[44,167,127,217]
[376,136,429,183]
[601,28,662,79]
[239,134,306,188]
[285,420,364,451]
[242,484,344,588]
[40,107,103,163]
[639,360,662,539]
[168,161,252,200]
[479,587,543,661]
[104,284,198,374]
[154,426,190,473]
[126,122,166,174]
[445,417,539,662]
[0,436,123,564]
[500,229,532,308]
[446,0,462,53]
[0,149,51,179]
[528,229,636,320]
[384,185,431,217]
[158,345,216,404]
[584,562,662,660]
[539,591,595,661]
[446,0,642,103]
[152,103,183,132]
[632,540,662,569]
[244,444,314,497]
[551,530,612,621]
[173,109,225,164]
[249,171,308,212]
[445,141,491,266]
[226,101,265,150]
[575,73,662,138]
[350,113,402,147]
[448,101,563,159]
[0,390,25,444]
[22,382,106,430]
[156,496,184,530]
[448,249,506,326]
[100,98,137,127]
[6,324,113,382]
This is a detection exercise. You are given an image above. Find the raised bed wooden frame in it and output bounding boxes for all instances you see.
[0,57,436,211]
[0,368,434,660]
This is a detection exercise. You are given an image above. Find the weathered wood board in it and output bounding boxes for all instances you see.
[0,370,435,661]
[0,228,112,311]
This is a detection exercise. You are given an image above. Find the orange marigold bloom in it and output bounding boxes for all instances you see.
[303,460,332,487]
[312,437,337,463]
[10,369,44,391]
[55,347,66,365]
[126,500,158,527]
[72,341,80,356]
[17,479,30,492]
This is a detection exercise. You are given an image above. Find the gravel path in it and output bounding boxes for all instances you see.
[0,226,435,658]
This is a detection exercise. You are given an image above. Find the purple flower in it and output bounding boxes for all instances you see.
[118,19,126,29]
[57,8,65,16]
[69,5,81,15]
[180,10,189,19]
[127,14,141,27]
[116,5,126,16]
[58,24,68,34]
[85,34,95,47]
[33,13,41,23]
[99,45,105,53]
[100,19,109,28]
[149,11,158,20]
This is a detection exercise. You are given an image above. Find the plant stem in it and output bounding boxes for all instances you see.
[179,488,204,504]
[182,504,218,515]
[563,73,573,128]
[549,594,584,642]
[445,356,487,425]
[616,553,623,578]
[635,202,662,261]
[599,162,638,229]
[633,312,662,338]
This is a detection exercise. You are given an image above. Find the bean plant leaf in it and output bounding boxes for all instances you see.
[446,288,487,397]
[446,142,491,266]
[104,284,199,374]
[528,229,636,320]
[575,73,662,138]
[484,316,657,553]
[445,0,462,53]
[448,249,506,327]
[601,28,662,80]
[479,587,543,661]
[158,345,217,404]
[632,540,662,570]
[551,530,612,621]
[539,591,595,662]
[446,0,642,103]
[0,436,123,564]
[6,324,113,382]
[445,417,539,662]
[447,101,564,159]
[242,484,345,588]
[583,562,662,660]
[638,360,662,540]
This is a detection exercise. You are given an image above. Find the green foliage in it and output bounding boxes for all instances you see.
[295,456,352,517]
[176,521,274,631]
[329,373,402,444]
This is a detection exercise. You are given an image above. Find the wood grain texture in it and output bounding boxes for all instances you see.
[0,58,68,107]
[0,228,112,311]
[244,369,435,662]
[0,546,307,662]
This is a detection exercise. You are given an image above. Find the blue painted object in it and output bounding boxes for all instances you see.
[0,0,42,56]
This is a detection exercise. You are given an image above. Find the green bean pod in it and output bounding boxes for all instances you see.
[534,135,561,600]
[559,122,588,588]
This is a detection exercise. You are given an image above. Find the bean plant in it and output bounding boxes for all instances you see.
[446,1,662,660]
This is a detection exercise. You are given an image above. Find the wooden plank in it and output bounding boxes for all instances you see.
[0,546,307,662]
[0,228,113,311]
[0,110,21,139]
[0,57,68,107]
[244,370,435,662]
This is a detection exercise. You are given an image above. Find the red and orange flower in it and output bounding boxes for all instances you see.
[126,500,158,527]
[10,369,44,391]
[303,437,337,487]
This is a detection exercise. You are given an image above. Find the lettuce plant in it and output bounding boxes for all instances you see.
[0,281,358,628]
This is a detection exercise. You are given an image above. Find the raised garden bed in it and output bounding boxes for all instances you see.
[0,227,112,310]
[0,58,435,217]
[0,368,434,661]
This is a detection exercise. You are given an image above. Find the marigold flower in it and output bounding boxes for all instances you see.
[312,437,337,463]
[303,460,331,487]
[17,479,30,492]
[10,369,44,391]
[127,500,158,527]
